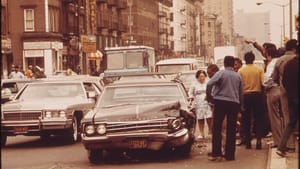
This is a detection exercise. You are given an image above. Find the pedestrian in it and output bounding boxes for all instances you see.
[9,65,25,79]
[25,65,34,79]
[233,57,245,146]
[188,70,213,139]
[34,66,47,79]
[234,57,243,72]
[271,39,298,150]
[238,51,265,150]
[263,45,284,148]
[276,54,299,157]
[206,64,219,79]
[66,68,73,76]
[206,56,243,161]
[245,40,276,71]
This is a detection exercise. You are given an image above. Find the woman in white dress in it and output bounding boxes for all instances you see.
[188,70,213,139]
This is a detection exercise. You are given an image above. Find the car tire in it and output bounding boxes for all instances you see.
[176,140,193,158]
[1,135,7,147]
[66,116,79,143]
[88,149,103,164]
[40,133,51,141]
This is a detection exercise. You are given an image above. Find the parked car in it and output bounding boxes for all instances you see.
[1,78,35,104]
[81,77,196,163]
[155,58,199,73]
[1,77,102,146]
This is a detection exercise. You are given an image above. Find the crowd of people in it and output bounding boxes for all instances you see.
[8,65,46,79]
[189,38,298,161]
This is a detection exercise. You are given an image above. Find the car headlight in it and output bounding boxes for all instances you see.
[45,111,52,118]
[96,124,106,135]
[59,111,66,118]
[170,119,182,130]
[45,111,66,118]
[85,125,95,135]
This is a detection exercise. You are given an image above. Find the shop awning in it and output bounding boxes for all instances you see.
[87,50,103,60]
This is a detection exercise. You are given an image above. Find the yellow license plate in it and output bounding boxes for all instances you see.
[128,139,147,149]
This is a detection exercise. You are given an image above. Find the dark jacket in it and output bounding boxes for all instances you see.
[282,55,298,99]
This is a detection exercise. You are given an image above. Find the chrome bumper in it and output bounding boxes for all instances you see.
[81,128,190,150]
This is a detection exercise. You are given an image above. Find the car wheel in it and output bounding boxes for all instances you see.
[1,135,7,147]
[66,116,79,143]
[176,140,193,158]
[88,149,103,164]
[40,133,51,140]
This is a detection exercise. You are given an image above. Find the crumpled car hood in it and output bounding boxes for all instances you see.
[89,100,192,122]
[2,98,91,111]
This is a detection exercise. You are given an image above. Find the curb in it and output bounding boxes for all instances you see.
[267,144,287,169]
[266,144,272,169]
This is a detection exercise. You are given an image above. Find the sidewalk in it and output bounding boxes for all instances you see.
[267,134,299,169]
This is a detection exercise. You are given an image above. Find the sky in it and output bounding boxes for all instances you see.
[233,0,299,47]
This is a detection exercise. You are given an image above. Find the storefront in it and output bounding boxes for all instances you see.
[23,41,63,76]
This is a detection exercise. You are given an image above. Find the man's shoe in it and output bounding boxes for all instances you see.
[208,156,223,161]
[256,140,262,149]
[256,143,262,149]
[246,143,251,149]
[276,150,286,157]
[236,140,245,146]
[286,147,295,153]
[270,145,278,148]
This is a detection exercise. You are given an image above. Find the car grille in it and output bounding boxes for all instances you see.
[3,111,42,121]
[104,120,169,134]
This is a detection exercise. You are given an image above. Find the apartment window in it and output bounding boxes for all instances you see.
[48,6,60,32]
[24,9,35,32]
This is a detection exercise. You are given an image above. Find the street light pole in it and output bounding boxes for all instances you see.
[289,0,292,39]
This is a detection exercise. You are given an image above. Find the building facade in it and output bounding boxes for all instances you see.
[234,10,271,45]
[1,0,13,79]
[202,0,233,45]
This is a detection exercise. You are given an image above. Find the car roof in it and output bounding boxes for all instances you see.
[156,58,198,65]
[106,78,182,87]
[1,79,36,86]
[104,45,154,51]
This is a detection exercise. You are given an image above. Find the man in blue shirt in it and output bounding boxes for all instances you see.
[206,55,243,161]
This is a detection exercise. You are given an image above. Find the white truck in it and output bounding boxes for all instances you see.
[213,46,238,68]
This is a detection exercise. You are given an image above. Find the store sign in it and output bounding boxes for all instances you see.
[24,42,51,49]
[51,42,63,50]
[81,35,96,53]
[24,50,44,57]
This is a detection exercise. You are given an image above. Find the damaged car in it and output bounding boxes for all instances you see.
[81,78,196,163]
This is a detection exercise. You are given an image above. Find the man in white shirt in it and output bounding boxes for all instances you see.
[263,46,284,148]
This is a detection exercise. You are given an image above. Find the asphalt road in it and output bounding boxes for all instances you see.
[1,135,269,169]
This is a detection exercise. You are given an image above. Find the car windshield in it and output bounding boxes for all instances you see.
[2,82,28,94]
[98,85,184,108]
[17,83,86,100]
[157,65,191,73]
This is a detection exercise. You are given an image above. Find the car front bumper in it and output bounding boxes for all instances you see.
[81,128,190,151]
[1,119,73,136]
